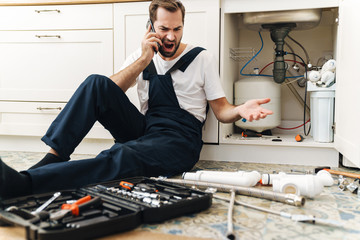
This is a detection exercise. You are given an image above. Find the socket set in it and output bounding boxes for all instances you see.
[0,177,212,240]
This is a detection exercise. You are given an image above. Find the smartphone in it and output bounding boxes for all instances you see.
[146,18,160,52]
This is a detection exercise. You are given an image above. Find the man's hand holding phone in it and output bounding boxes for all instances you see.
[145,19,161,54]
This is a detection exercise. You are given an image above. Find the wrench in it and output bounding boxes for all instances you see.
[32,192,61,214]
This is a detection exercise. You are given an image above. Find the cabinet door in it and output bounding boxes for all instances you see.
[0,4,112,30]
[0,101,113,139]
[0,30,113,102]
[334,0,360,167]
[114,0,220,143]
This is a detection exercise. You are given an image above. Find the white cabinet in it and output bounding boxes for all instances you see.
[113,0,220,143]
[0,4,112,30]
[202,0,359,167]
[0,4,114,140]
[334,0,360,167]
[0,30,113,102]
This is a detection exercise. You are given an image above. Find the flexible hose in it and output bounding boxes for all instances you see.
[226,190,236,240]
[151,177,305,206]
[287,35,310,65]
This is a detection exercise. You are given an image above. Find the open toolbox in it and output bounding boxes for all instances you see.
[0,177,212,240]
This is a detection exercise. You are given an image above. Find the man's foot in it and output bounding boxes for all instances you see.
[29,153,65,170]
[0,157,32,200]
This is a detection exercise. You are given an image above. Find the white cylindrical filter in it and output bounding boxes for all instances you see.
[272,175,324,198]
[310,91,335,142]
[234,76,281,132]
[182,170,261,187]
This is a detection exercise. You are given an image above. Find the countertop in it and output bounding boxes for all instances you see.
[0,0,149,6]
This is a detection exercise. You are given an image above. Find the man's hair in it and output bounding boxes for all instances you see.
[149,0,185,24]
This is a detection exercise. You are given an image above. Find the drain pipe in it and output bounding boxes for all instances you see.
[263,23,296,83]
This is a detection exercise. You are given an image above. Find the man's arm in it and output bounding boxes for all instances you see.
[209,97,273,123]
[109,25,162,92]
[109,56,149,92]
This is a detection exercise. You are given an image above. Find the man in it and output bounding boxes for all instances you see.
[0,0,272,200]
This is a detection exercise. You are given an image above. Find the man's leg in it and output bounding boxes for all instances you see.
[0,158,32,199]
[28,143,146,194]
[2,139,154,198]
[28,132,199,195]
[0,129,200,199]
[29,150,63,170]
[30,74,145,169]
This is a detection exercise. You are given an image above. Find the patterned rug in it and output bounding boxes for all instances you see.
[1,151,360,240]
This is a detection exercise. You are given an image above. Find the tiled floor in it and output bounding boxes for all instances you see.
[1,151,360,240]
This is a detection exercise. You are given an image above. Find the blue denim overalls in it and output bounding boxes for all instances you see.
[28,47,206,193]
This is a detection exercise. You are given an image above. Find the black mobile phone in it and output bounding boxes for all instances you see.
[146,18,160,52]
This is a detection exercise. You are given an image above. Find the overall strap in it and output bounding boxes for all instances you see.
[143,47,206,79]
[143,60,157,80]
[165,47,205,75]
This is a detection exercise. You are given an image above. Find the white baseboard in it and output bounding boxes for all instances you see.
[200,143,339,167]
[0,135,339,167]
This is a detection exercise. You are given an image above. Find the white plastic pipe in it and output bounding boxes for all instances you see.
[261,170,333,186]
[261,170,334,198]
[182,170,261,187]
[272,175,323,198]
[316,170,334,186]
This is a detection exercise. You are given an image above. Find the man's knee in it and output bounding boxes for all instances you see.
[78,74,116,96]
[83,74,110,86]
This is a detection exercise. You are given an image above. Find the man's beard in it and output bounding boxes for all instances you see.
[159,37,182,58]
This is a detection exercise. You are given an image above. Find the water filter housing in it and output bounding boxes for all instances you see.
[234,76,281,132]
[307,83,336,142]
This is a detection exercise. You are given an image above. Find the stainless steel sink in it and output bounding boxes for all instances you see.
[243,9,322,31]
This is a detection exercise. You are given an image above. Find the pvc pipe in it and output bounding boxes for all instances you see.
[182,170,261,187]
[261,170,334,198]
[272,175,323,198]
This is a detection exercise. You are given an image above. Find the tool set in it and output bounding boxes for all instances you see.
[0,177,212,240]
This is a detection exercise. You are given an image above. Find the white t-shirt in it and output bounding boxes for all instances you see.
[120,44,225,122]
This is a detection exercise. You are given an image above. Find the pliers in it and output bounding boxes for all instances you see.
[50,195,102,221]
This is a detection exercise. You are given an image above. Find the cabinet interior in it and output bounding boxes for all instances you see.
[220,7,339,146]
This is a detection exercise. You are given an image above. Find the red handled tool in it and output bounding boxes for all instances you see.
[315,167,360,180]
[119,181,134,191]
[50,195,101,221]
[241,130,262,138]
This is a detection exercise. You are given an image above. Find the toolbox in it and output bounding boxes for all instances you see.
[0,177,212,240]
